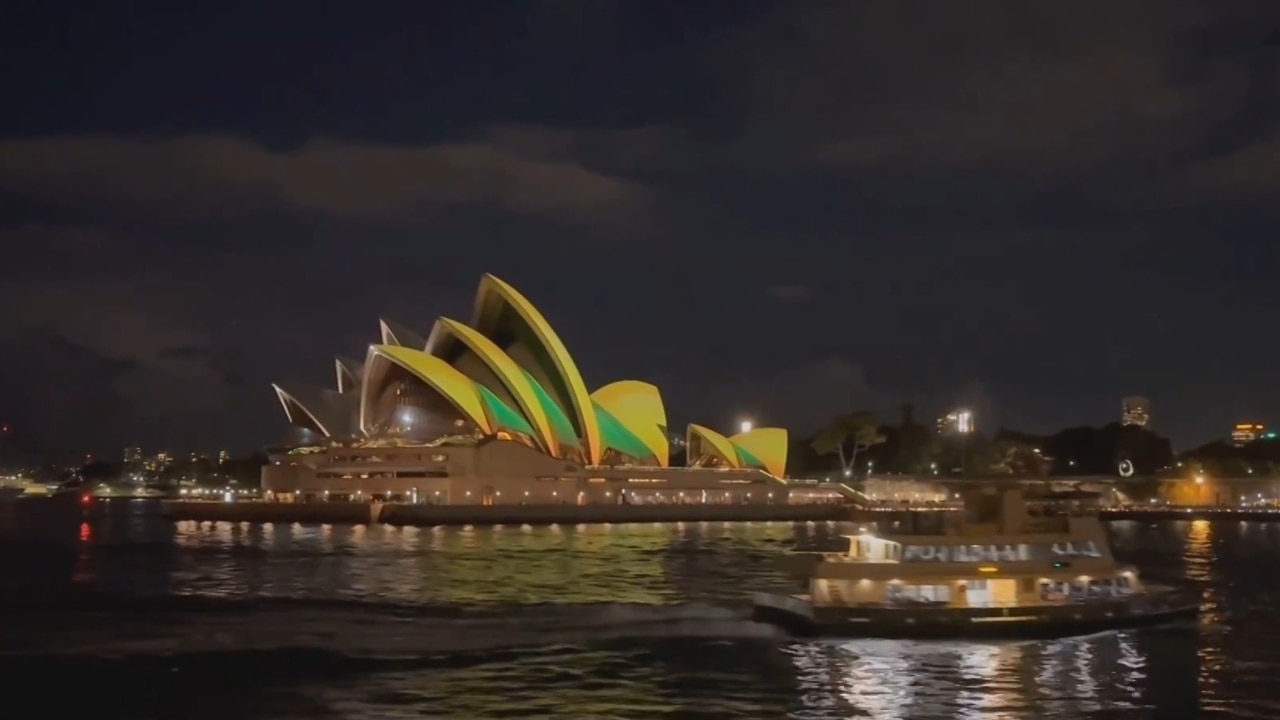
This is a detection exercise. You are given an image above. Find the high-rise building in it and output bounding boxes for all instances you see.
[218,450,230,465]
[123,446,142,463]
[937,409,975,436]
[1121,397,1149,427]
[1232,423,1265,447]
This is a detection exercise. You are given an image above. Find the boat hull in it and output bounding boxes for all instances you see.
[751,590,1200,640]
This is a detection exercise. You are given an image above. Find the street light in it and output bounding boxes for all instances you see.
[738,419,753,434]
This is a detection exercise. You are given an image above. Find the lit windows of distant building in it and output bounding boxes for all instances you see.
[1232,423,1265,447]
[937,410,974,436]
[1121,396,1149,427]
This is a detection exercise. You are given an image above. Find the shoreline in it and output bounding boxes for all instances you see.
[156,501,1280,526]
[161,500,852,526]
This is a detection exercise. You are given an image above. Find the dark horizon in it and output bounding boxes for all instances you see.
[3,1,1280,456]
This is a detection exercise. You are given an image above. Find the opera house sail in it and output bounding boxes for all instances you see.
[263,274,792,505]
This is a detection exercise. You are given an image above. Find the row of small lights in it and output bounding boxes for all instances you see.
[1104,504,1280,513]
[318,489,780,500]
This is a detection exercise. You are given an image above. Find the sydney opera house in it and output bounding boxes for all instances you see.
[262,274,818,505]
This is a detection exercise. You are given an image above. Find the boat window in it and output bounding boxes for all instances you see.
[968,579,988,591]
[887,583,952,603]
[1040,581,1069,601]
[1087,578,1114,597]
[1069,580,1088,598]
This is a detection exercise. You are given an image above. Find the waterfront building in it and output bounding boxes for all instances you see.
[265,274,798,505]
[936,409,974,436]
[1232,423,1265,447]
[1121,396,1149,427]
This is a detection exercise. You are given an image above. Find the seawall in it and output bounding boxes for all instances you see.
[161,501,852,526]
[1098,507,1280,522]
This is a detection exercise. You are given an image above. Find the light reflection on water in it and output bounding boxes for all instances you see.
[12,505,1280,717]
[157,517,808,606]
[780,634,1177,720]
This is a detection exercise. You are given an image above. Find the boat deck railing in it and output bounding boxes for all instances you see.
[811,590,1193,613]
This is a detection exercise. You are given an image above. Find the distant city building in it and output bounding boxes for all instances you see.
[146,451,172,472]
[937,410,975,436]
[1121,397,1150,427]
[123,446,142,463]
[218,450,230,465]
[1232,423,1265,447]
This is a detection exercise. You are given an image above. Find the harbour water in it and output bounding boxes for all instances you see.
[0,501,1275,718]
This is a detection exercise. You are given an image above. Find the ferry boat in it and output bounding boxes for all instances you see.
[752,487,1199,639]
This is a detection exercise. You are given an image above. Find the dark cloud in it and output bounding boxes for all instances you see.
[711,2,1279,173]
[0,135,647,230]
[158,344,215,360]
[0,327,135,457]
[765,284,812,303]
[1,1,1279,453]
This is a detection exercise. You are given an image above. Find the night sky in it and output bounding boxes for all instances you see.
[3,1,1279,457]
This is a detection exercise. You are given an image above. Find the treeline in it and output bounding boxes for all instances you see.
[787,405,1178,478]
[1176,438,1280,478]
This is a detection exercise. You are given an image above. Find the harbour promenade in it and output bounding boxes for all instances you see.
[157,471,1280,527]
[1098,506,1280,521]
[161,499,852,526]
[158,498,1280,527]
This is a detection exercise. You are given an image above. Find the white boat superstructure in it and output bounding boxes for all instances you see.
[752,487,1197,638]
[796,489,1142,609]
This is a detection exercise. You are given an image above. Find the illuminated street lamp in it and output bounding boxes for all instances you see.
[738,419,753,434]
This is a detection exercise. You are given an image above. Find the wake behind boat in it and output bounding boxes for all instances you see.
[752,487,1199,639]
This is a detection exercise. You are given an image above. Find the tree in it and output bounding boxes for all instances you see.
[80,460,121,482]
[982,439,1045,476]
[810,412,885,476]
[889,408,936,474]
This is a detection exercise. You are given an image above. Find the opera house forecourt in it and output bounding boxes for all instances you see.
[262,274,834,508]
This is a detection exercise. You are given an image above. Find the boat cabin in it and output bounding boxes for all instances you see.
[791,487,1143,609]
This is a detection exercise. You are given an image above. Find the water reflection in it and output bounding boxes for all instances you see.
[5,507,1278,718]
[788,631,1194,719]
[81,515,819,606]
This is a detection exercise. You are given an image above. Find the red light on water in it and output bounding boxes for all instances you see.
[79,522,91,542]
